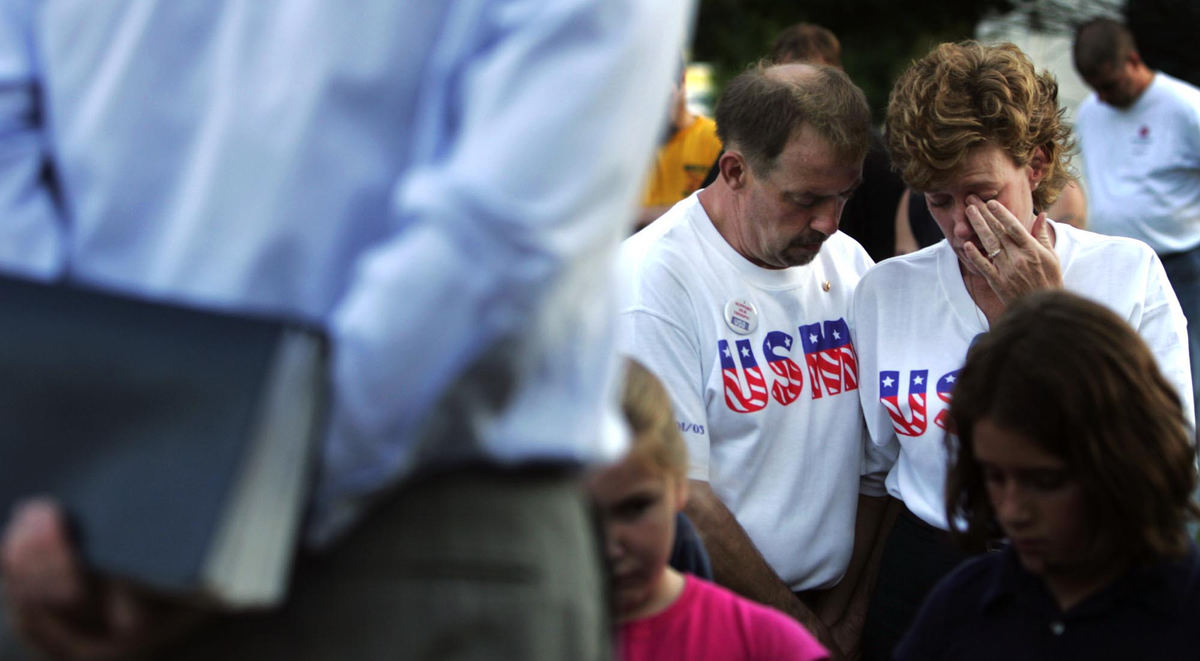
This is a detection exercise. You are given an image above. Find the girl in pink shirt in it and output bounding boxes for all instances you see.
[588,360,828,661]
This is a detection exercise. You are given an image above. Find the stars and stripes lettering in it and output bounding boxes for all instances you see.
[763,330,804,405]
[800,319,859,400]
[933,369,959,430]
[719,338,768,413]
[716,317,859,414]
[880,369,928,436]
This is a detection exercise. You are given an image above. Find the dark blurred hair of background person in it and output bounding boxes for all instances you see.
[769,22,842,68]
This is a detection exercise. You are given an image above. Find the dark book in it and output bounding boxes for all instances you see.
[0,274,327,608]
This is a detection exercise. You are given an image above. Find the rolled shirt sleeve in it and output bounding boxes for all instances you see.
[312,0,694,541]
[0,1,65,278]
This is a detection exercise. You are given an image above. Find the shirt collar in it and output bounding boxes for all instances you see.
[979,542,1200,619]
[979,546,1037,613]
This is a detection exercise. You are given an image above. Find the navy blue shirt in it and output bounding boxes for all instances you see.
[669,512,714,580]
[896,543,1200,660]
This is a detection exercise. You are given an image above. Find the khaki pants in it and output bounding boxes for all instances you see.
[163,467,611,661]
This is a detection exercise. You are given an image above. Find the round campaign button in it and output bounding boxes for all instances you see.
[723,298,758,335]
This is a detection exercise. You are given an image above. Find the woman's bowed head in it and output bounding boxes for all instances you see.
[885,41,1071,318]
[945,290,1198,610]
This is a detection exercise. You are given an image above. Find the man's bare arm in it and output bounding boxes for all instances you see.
[814,494,894,658]
[684,479,838,653]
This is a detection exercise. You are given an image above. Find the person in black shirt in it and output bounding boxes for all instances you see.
[897,291,1200,660]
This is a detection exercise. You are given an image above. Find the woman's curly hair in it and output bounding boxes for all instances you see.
[885,41,1073,211]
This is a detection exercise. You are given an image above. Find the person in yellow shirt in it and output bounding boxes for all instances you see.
[636,67,722,231]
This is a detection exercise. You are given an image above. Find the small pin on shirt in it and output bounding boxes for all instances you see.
[822,280,831,292]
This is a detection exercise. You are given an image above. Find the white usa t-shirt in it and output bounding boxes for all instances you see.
[618,193,883,591]
[1077,72,1200,255]
[851,222,1193,529]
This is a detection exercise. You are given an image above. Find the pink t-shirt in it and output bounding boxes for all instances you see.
[618,574,829,661]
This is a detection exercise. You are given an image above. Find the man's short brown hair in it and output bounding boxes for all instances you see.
[1073,17,1137,80]
[885,41,1072,211]
[715,62,870,176]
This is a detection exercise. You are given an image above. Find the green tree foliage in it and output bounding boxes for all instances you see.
[1124,0,1200,86]
[692,0,1015,121]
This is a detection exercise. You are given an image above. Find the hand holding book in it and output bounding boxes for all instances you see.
[0,275,328,609]
[2,499,209,660]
